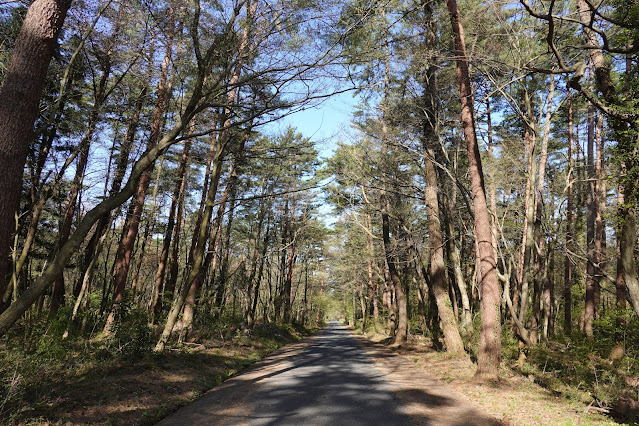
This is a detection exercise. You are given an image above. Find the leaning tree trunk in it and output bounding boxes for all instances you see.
[0,0,73,311]
[151,138,191,323]
[446,0,501,380]
[103,6,175,335]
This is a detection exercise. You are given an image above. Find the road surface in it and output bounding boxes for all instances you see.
[158,322,500,425]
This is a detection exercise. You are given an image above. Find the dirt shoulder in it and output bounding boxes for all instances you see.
[352,333,502,425]
[357,333,616,426]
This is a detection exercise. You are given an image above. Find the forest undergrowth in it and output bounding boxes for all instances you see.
[0,311,316,425]
[355,314,639,425]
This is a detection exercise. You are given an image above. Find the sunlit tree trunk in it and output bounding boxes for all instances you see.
[104,5,175,335]
[517,94,536,328]
[564,92,575,334]
[446,0,500,379]
[531,77,555,344]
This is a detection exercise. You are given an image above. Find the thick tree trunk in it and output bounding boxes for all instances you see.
[0,0,72,310]
[423,162,464,352]
[421,0,464,353]
[446,0,501,379]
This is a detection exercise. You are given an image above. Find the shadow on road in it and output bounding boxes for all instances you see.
[159,322,499,425]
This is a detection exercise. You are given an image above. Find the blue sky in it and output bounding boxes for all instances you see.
[269,91,358,160]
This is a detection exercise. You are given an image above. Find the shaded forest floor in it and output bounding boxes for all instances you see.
[359,329,632,425]
[0,322,315,424]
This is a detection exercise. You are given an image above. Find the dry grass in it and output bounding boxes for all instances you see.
[361,331,619,426]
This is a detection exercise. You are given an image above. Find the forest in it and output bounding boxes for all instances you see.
[0,0,638,423]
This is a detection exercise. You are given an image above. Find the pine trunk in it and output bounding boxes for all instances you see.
[446,0,500,379]
[0,0,72,309]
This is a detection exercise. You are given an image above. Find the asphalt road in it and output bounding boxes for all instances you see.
[158,322,499,425]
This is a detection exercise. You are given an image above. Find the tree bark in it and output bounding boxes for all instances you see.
[151,138,191,323]
[517,93,536,328]
[421,0,464,353]
[446,0,501,379]
[103,5,175,335]
[531,77,555,343]
[382,211,407,346]
[564,92,575,334]
[0,0,73,310]
[583,84,597,338]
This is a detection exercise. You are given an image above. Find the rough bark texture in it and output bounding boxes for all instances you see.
[0,0,72,310]
[446,0,501,379]
[424,157,464,353]
[421,0,464,353]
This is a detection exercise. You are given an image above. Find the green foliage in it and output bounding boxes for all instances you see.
[109,307,153,360]
[502,311,639,418]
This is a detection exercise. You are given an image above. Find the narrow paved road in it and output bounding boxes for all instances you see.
[158,322,500,425]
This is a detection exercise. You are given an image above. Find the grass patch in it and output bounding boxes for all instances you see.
[0,320,316,424]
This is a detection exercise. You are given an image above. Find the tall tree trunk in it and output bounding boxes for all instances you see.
[583,81,597,338]
[446,0,501,379]
[154,0,256,348]
[421,0,464,353]
[382,211,406,346]
[104,5,175,335]
[151,138,191,323]
[564,92,575,334]
[531,77,555,344]
[576,0,639,318]
[594,112,605,317]
[0,0,72,310]
[517,94,537,328]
